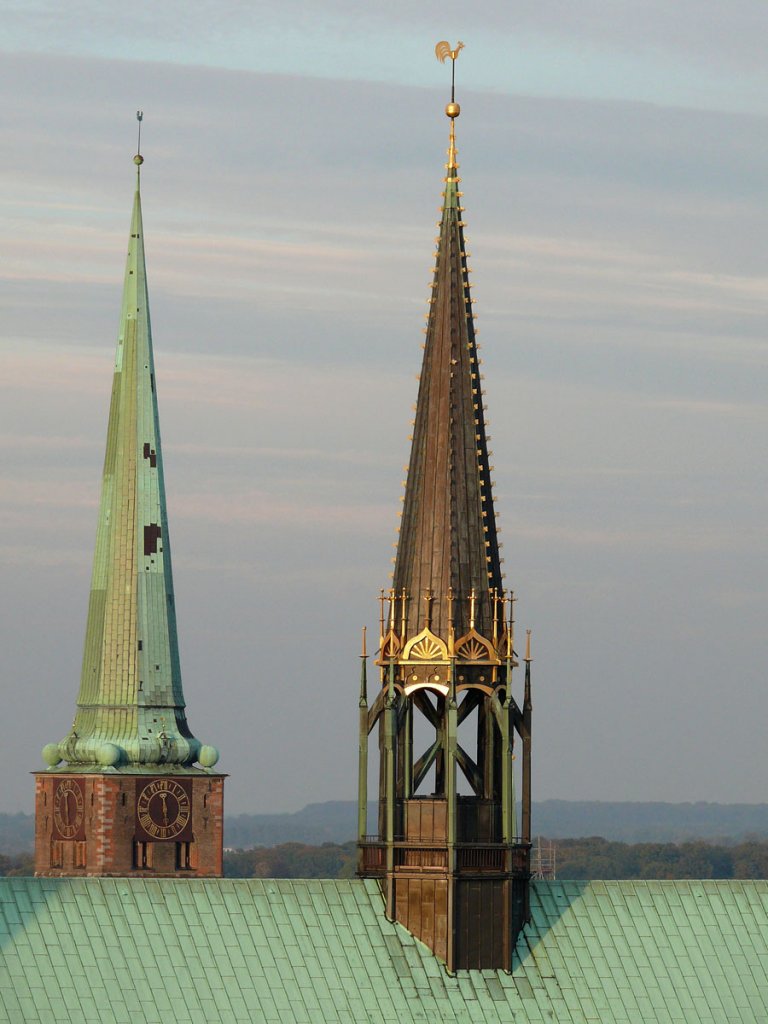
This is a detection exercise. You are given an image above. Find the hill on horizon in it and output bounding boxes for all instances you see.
[4,799,768,853]
[225,799,768,847]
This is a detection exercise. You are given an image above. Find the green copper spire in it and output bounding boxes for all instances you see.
[42,139,218,773]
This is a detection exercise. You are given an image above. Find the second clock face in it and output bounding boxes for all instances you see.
[52,778,85,840]
[136,779,192,840]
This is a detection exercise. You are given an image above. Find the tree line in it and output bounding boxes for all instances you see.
[547,836,768,880]
[223,837,768,880]
[4,801,768,852]
[3,838,768,879]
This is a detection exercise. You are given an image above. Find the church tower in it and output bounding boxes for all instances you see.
[34,123,224,877]
[358,47,532,971]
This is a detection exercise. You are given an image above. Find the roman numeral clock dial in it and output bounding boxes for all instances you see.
[135,779,192,841]
[52,778,85,840]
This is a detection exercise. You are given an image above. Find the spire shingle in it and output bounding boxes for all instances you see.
[392,119,502,645]
[42,161,216,771]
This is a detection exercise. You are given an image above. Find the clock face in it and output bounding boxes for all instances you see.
[136,779,192,840]
[53,778,85,840]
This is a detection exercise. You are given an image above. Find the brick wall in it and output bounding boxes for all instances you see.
[34,773,225,878]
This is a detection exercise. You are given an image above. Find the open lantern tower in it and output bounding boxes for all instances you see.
[357,44,533,972]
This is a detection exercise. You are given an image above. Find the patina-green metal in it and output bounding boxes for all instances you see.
[41,159,217,773]
[2,877,768,1022]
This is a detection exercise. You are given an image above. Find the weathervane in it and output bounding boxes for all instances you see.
[135,110,144,168]
[435,41,464,167]
[435,40,464,109]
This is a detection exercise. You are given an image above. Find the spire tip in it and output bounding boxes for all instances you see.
[134,110,144,167]
[435,42,463,167]
[435,39,464,110]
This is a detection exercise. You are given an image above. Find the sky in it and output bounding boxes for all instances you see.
[2,1,768,815]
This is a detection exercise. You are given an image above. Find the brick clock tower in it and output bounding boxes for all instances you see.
[358,45,532,971]
[35,128,224,877]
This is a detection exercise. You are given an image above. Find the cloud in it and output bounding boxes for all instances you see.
[0,432,101,453]
[513,520,758,554]
[642,396,768,420]
[0,544,90,569]
[176,489,392,532]
[0,477,97,510]
[5,0,768,114]
[2,48,768,812]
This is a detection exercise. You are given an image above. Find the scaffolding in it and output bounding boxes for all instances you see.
[531,836,557,880]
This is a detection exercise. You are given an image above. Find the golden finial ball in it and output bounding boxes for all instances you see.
[445,102,461,119]
[134,154,144,165]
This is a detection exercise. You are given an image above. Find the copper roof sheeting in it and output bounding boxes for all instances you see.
[2,877,767,1021]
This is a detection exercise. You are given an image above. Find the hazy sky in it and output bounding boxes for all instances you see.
[2,1,767,814]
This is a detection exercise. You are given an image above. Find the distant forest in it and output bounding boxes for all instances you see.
[4,838,768,880]
[223,799,768,848]
[223,838,768,881]
[4,800,768,879]
[4,799,768,854]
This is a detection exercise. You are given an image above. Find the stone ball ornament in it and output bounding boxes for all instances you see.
[199,745,220,768]
[97,742,122,766]
[41,743,62,767]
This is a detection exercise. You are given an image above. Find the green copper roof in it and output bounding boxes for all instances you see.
[2,877,767,1022]
[41,160,217,773]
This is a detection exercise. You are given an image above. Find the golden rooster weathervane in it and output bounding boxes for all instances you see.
[435,40,464,107]
[435,41,464,167]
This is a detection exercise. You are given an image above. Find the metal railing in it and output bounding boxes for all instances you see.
[358,838,531,877]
